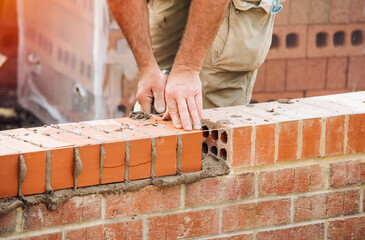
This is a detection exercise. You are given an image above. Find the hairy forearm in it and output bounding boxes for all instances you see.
[173,0,230,73]
[107,0,158,73]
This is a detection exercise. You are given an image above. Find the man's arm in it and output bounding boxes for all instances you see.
[165,0,230,130]
[107,0,166,113]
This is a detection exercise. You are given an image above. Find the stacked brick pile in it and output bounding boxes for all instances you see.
[252,0,365,103]
[0,91,364,239]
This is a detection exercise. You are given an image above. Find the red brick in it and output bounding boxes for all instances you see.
[274,0,289,25]
[232,127,252,167]
[255,124,275,165]
[106,185,180,218]
[329,0,350,23]
[330,160,364,187]
[17,233,62,240]
[264,60,286,93]
[65,225,104,240]
[251,91,304,103]
[0,209,17,235]
[259,165,325,196]
[207,234,253,240]
[309,0,330,23]
[294,190,360,222]
[301,118,322,159]
[0,146,18,198]
[348,56,365,90]
[24,195,101,230]
[349,0,365,23]
[328,216,365,240]
[287,59,306,91]
[326,57,347,89]
[148,209,219,239]
[306,58,327,90]
[347,113,365,153]
[186,173,254,206]
[105,220,143,240]
[278,121,298,162]
[257,224,324,240]
[289,0,310,24]
[222,199,291,232]
[326,115,345,155]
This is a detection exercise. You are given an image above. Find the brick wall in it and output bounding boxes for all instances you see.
[0,91,364,239]
[252,0,365,102]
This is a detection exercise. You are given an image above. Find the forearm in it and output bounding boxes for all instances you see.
[107,0,158,73]
[173,0,230,73]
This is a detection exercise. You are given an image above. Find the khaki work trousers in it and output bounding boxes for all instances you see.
[149,0,276,108]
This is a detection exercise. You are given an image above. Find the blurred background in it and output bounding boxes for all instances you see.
[0,0,364,130]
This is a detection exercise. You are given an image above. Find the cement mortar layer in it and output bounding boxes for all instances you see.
[0,154,229,215]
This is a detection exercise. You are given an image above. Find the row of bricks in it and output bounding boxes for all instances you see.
[202,92,365,167]
[0,117,202,198]
[276,0,365,26]
[267,24,365,60]
[254,56,365,94]
[2,159,363,235]
[3,216,365,240]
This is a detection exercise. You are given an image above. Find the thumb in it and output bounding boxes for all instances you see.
[153,89,166,113]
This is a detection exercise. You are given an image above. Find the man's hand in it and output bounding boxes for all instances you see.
[136,68,167,113]
[163,69,203,130]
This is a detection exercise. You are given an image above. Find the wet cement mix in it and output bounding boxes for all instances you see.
[0,88,44,130]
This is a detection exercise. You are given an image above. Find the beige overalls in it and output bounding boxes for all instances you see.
[149,0,283,108]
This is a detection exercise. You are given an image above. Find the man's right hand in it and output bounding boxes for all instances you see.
[136,68,168,114]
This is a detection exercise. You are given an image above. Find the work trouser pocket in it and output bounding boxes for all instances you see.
[209,0,275,72]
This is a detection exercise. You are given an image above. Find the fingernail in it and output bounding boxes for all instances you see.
[194,122,201,130]
[156,102,165,113]
[174,123,182,128]
[185,125,192,131]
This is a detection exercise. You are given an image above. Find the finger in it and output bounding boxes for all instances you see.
[195,92,203,119]
[140,96,153,113]
[177,98,192,131]
[153,88,166,113]
[187,97,201,130]
[167,100,182,129]
[162,111,171,120]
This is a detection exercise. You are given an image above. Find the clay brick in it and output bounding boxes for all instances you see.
[0,146,18,198]
[257,224,324,240]
[0,209,17,235]
[278,121,298,162]
[255,124,275,165]
[145,115,202,173]
[286,58,306,91]
[24,195,101,230]
[251,91,304,103]
[347,113,365,153]
[83,120,152,180]
[294,190,360,222]
[0,137,47,196]
[111,118,178,177]
[305,89,350,98]
[148,209,219,239]
[349,0,365,23]
[306,58,327,90]
[105,220,143,240]
[106,185,180,218]
[348,56,365,90]
[208,234,253,240]
[65,225,104,240]
[328,216,365,240]
[309,0,330,24]
[186,173,254,206]
[289,0,309,25]
[326,57,347,89]
[222,199,291,232]
[35,127,100,188]
[274,0,289,25]
[59,123,126,184]
[330,160,364,187]
[301,118,322,159]
[17,233,63,240]
[326,115,345,156]
[232,126,252,167]
[264,60,286,93]
[259,165,325,196]
[329,0,350,23]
